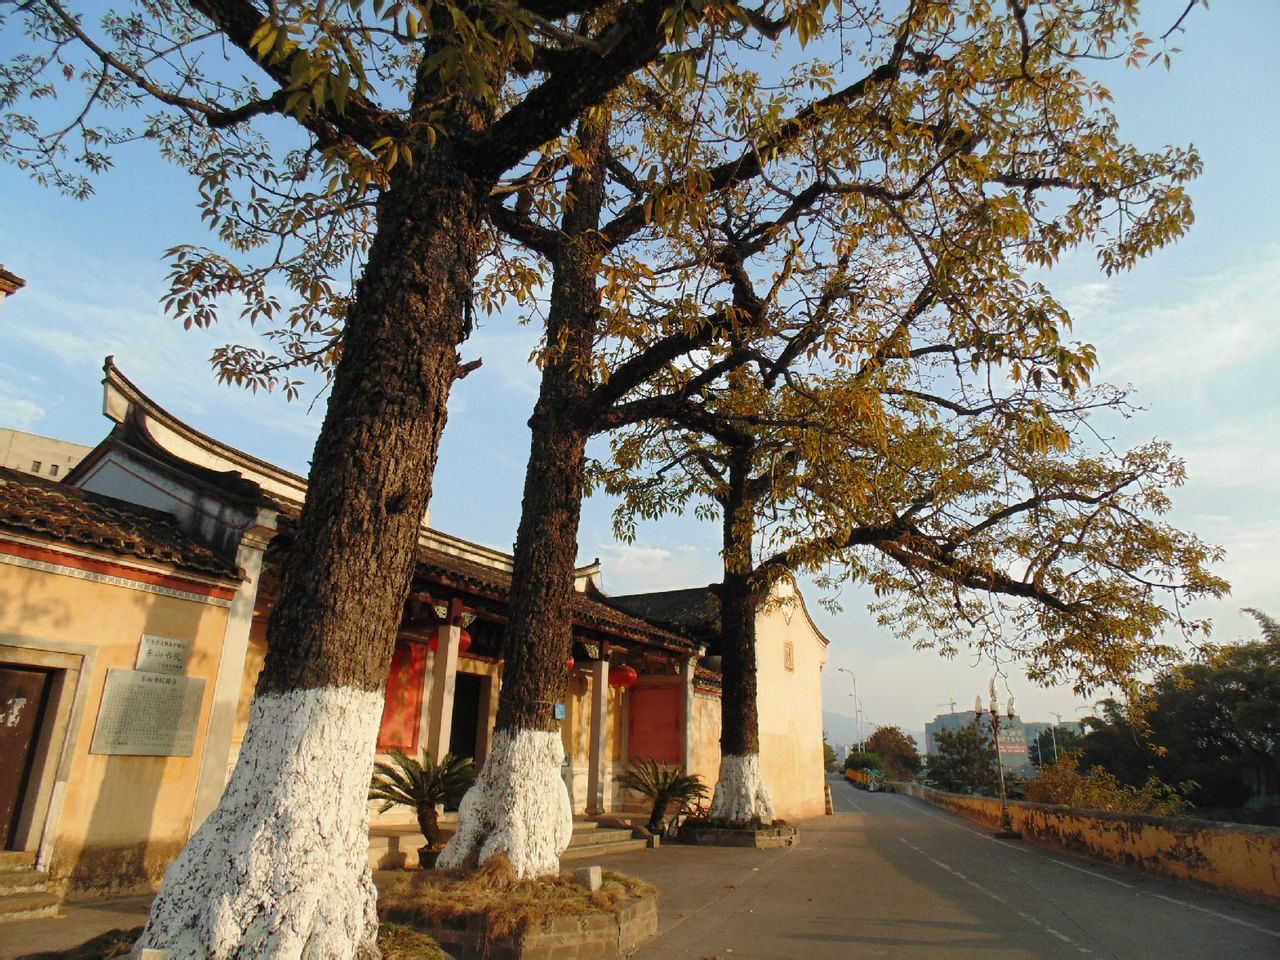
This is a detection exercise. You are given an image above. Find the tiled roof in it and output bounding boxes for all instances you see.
[0,467,239,579]
[414,547,695,649]
[606,586,722,636]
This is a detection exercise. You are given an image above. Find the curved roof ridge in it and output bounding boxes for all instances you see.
[101,357,309,501]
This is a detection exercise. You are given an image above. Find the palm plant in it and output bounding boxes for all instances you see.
[615,757,708,832]
[369,750,476,849]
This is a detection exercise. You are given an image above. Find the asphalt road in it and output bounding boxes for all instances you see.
[607,776,1280,959]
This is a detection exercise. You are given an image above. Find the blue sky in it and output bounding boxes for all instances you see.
[1,3,1276,739]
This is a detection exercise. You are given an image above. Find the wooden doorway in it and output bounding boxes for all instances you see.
[449,673,483,763]
[0,665,53,850]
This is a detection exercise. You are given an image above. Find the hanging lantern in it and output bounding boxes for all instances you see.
[566,655,575,672]
[428,626,472,655]
[608,664,638,688]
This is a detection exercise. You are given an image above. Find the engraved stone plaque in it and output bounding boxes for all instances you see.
[90,669,205,756]
[135,634,192,675]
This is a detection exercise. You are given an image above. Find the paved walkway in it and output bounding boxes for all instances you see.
[6,781,1279,958]
[2,896,151,959]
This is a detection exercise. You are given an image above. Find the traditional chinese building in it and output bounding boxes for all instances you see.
[0,358,829,903]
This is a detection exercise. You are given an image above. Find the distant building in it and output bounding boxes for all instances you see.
[0,427,92,481]
[925,710,1032,773]
[0,264,24,309]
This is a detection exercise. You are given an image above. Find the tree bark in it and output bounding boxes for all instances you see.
[709,445,776,823]
[440,113,609,877]
[139,142,490,957]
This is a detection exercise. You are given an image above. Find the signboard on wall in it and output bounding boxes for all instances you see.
[90,669,205,756]
[135,634,191,675]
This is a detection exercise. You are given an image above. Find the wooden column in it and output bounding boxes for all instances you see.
[425,624,461,761]
[586,657,610,816]
[683,654,698,770]
[189,518,276,833]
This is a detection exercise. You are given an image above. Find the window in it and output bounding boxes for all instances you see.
[30,460,41,473]
[48,464,59,477]
[783,641,795,672]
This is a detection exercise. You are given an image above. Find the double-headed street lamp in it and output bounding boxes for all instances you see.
[977,680,1022,840]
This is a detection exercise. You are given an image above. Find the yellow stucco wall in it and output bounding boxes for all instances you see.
[687,690,722,791]
[755,581,828,821]
[898,783,1280,907]
[0,557,230,899]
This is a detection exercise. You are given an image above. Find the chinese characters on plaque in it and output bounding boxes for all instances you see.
[89,635,205,757]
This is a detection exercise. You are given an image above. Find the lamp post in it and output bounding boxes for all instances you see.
[837,668,859,750]
[977,682,1022,840]
[1047,711,1063,764]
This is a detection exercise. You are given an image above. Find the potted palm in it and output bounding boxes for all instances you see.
[370,750,476,867]
[615,757,708,834]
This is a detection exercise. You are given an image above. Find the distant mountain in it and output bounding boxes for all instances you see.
[823,711,925,755]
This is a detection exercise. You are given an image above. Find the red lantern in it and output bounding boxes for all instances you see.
[428,627,472,655]
[566,655,575,672]
[608,664,638,688]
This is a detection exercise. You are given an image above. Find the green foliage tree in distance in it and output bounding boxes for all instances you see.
[823,736,838,772]
[865,726,922,782]
[927,722,999,796]
[844,750,883,774]
[1029,725,1083,767]
[1079,609,1280,812]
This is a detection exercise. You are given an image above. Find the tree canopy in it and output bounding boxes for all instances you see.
[865,726,922,781]
[1078,610,1280,810]
[926,722,998,795]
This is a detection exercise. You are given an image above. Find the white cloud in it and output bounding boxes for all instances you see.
[0,394,45,429]
[596,542,719,595]
[1175,421,1280,492]
[1085,247,1280,388]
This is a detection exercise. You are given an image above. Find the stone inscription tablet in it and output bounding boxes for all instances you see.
[90,669,205,757]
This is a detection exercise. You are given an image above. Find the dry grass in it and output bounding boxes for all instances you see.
[21,924,444,959]
[378,922,450,959]
[376,856,656,941]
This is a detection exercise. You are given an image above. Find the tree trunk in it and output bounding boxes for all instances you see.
[710,446,775,823]
[440,113,609,878]
[138,144,490,958]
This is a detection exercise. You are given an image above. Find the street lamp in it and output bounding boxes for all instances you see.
[1047,711,1063,764]
[977,682,1022,840]
[838,667,860,750]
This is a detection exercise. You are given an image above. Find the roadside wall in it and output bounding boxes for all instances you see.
[891,782,1280,907]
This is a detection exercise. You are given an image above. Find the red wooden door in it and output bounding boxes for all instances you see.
[0,666,52,849]
[627,685,682,765]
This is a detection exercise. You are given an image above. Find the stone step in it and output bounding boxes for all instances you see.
[0,851,37,872]
[559,838,649,862]
[565,827,637,849]
[0,890,60,923]
[0,869,50,895]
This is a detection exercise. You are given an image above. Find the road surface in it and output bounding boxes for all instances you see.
[607,775,1280,959]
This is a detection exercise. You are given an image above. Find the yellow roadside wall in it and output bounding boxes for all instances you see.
[896,783,1280,907]
[0,558,230,899]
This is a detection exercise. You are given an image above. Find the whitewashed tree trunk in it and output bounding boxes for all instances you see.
[437,728,573,878]
[136,688,383,959]
[710,753,775,823]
